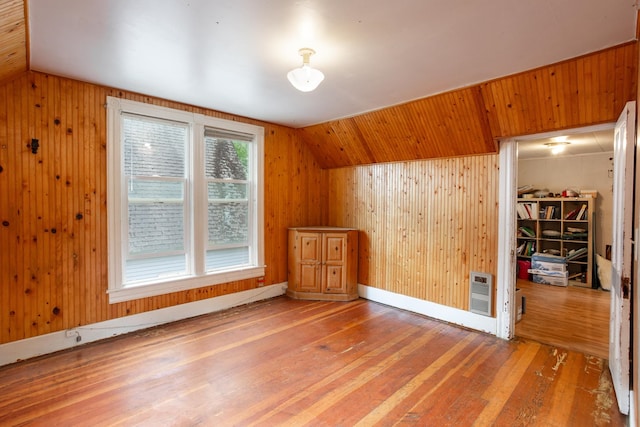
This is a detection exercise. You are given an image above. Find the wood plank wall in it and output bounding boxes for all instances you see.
[0,71,327,344]
[1,44,635,345]
[327,155,499,310]
[301,43,637,169]
[0,0,27,83]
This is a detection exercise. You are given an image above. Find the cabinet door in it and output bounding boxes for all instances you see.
[323,233,348,294]
[297,232,322,292]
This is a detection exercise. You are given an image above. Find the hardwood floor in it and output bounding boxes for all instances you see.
[0,296,625,426]
[515,279,611,359]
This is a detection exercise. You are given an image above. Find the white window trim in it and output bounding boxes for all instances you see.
[106,97,265,303]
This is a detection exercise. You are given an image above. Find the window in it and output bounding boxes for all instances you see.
[107,97,264,303]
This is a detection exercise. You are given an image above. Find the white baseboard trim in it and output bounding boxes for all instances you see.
[0,283,287,367]
[358,284,497,335]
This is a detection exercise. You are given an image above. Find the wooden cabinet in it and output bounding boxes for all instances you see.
[287,227,359,301]
[516,197,594,288]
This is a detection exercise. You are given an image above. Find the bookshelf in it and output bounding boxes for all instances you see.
[516,197,594,288]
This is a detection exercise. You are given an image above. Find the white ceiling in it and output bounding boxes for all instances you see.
[517,127,615,160]
[28,0,637,128]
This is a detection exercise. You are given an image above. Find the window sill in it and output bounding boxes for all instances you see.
[107,266,266,303]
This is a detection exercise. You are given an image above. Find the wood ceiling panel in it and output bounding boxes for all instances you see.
[300,86,497,169]
[301,43,635,169]
[297,120,367,169]
[482,42,637,139]
[0,0,27,83]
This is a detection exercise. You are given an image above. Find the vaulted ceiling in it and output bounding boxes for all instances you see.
[0,1,637,168]
[300,44,637,167]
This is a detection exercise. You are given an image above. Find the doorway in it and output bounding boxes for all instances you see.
[499,124,615,357]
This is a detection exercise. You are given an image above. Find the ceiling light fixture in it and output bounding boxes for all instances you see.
[287,48,324,92]
[545,142,570,155]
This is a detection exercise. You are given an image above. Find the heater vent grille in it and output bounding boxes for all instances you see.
[469,272,492,316]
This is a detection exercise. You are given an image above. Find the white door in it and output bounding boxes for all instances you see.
[610,101,635,415]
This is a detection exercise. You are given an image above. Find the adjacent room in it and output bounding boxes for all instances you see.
[514,127,615,358]
[0,0,638,425]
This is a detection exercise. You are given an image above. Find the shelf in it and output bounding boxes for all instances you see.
[517,197,594,288]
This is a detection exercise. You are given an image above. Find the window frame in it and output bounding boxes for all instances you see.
[106,96,265,303]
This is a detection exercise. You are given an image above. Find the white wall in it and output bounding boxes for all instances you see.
[518,152,613,257]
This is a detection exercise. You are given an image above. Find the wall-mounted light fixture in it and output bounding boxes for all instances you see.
[287,48,324,92]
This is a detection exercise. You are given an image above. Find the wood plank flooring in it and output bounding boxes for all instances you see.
[0,296,625,426]
[515,279,611,359]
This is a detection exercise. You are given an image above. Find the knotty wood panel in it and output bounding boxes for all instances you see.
[0,297,625,426]
[0,71,326,344]
[300,43,636,169]
[482,42,637,138]
[327,155,499,310]
[300,86,497,169]
[0,0,27,83]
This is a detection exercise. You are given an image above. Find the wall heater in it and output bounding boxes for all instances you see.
[469,271,492,316]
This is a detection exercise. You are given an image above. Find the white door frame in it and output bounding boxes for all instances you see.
[496,139,517,339]
[496,123,617,340]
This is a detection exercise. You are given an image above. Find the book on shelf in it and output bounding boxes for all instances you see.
[541,205,556,219]
[517,202,538,219]
[566,247,588,261]
[577,204,587,220]
[562,231,588,240]
[526,204,537,219]
[518,226,535,237]
[563,226,587,240]
[524,241,535,256]
[517,241,536,256]
[564,207,580,220]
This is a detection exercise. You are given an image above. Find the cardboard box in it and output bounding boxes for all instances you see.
[531,253,567,272]
[532,271,569,287]
[527,268,567,277]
